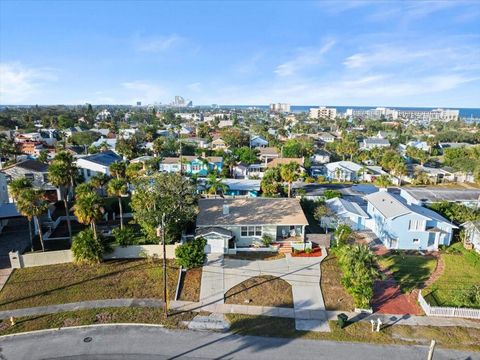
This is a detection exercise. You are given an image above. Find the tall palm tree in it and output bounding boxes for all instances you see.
[48,151,78,244]
[206,173,228,197]
[8,177,32,202]
[107,178,127,229]
[90,173,110,196]
[16,189,48,252]
[73,191,104,239]
[280,162,299,198]
[109,161,127,179]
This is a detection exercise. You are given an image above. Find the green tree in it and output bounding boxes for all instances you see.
[8,177,32,202]
[73,191,104,239]
[107,178,128,229]
[234,147,259,165]
[280,162,300,198]
[109,161,127,179]
[17,189,49,252]
[48,151,78,244]
[131,173,197,243]
[323,189,342,200]
[206,173,228,197]
[175,237,207,269]
[374,174,392,188]
[71,229,107,264]
[261,167,282,197]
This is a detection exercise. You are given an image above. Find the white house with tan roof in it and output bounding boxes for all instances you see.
[196,198,309,253]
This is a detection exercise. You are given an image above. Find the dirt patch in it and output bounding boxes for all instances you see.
[178,267,202,302]
[225,275,293,308]
[320,253,355,311]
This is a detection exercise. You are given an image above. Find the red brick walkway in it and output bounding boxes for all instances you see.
[372,276,422,315]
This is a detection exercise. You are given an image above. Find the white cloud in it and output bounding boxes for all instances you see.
[0,63,57,104]
[275,40,335,77]
[134,34,183,53]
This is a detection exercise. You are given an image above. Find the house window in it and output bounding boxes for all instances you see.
[241,226,248,237]
[192,164,201,171]
[24,173,34,181]
[409,220,424,231]
[86,169,91,177]
[240,226,262,237]
[413,238,420,243]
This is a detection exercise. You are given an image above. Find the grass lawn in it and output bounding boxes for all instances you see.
[178,267,202,302]
[226,314,480,352]
[224,252,285,261]
[224,275,294,308]
[320,253,355,311]
[424,242,480,308]
[0,259,185,311]
[378,253,437,293]
[0,307,196,336]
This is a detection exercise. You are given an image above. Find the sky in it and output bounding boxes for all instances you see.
[1,0,480,107]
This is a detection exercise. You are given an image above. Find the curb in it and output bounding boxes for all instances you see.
[0,322,167,339]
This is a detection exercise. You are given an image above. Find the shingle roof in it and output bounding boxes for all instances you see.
[195,226,233,238]
[16,160,48,173]
[197,198,309,226]
[259,147,279,156]
[266,158,303,168]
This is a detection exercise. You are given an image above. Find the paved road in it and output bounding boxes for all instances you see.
[0,325,477,360]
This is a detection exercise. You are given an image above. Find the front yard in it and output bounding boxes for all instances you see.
[0,307,196,336]
[320,253,355,311]
[424,242,480,308]
[378,252,437,293]
[225,275,294,308]
[0,259,201,311]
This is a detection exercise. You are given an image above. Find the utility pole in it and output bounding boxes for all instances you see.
[158,213,168,317]
[427,340,436,360]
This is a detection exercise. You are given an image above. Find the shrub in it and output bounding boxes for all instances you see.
[305,248,312,254]
[305,176,315,183]
[71,229,109,264]
[112,227,137,247]
[316,175,326,184]
[454,285,480,308]
[175,237,207,269]
[262,234,273,247]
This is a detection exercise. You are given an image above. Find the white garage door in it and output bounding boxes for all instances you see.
[204,238,224,254]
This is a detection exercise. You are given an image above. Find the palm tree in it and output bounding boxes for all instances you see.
[109,161,127,179]
[48,151,78,244]
[374,174,392,188]
[90,173,110,196]
[206,173,228,197]
[73,191,104,239]
[107,179,127,229]
[16,189,48,252]
[8,177,32,202]
[280,162,299,198]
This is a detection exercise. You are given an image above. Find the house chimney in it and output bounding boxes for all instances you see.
[223,204,230,215]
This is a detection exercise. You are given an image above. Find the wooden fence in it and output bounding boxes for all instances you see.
[418,291,480,319]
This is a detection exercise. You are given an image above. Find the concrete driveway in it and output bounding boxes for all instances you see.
[200,249,329,331]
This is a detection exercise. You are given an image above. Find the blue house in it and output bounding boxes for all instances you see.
[364,191,457,250]
[183,156,223,177]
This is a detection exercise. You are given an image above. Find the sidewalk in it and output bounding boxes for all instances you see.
[2,298,479,330]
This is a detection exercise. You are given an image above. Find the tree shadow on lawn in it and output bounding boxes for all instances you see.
[224,275,294,308]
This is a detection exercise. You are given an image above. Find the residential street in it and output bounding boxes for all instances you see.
[0,324,478,360]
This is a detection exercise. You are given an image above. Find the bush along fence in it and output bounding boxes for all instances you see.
[418,291,480,319]
[9,244,180,269]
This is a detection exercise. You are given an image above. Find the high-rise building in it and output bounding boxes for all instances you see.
[269,103,291,113]
[136,101,142,106]
[309,106,337,120]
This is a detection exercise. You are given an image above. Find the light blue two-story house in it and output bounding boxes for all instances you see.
[364,191,457,250]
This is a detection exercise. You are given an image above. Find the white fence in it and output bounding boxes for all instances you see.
[9,244,180,269]
[418,291,480,319]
